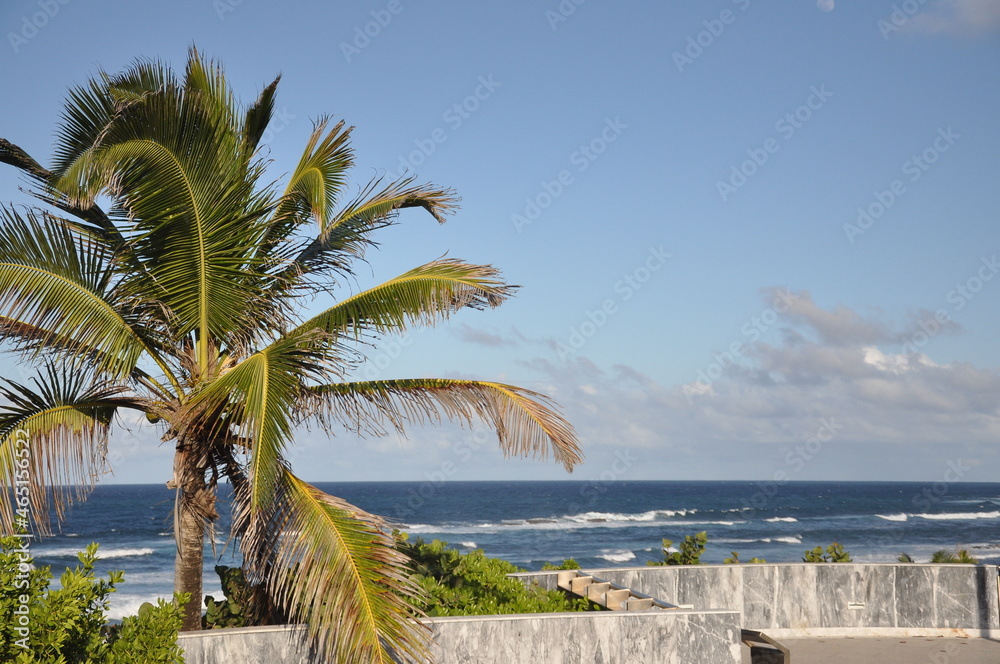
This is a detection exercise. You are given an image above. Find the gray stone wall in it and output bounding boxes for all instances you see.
[178,609,744,664]
[515,563,1000,631]
[426,609,741,664]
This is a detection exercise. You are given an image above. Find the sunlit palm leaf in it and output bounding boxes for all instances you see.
[234,468,429,664]
[0,366,142,534]
[180,333,326,513]
[310,378,583,471]
[286,179,458,286]
[243,76,280,155]
[280,117,354,230]
[51,72,276,359]
[290,259,515,342]
[0,207,156,379]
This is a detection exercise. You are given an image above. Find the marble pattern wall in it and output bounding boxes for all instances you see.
[522,564,1000,631]
[178,610,744,664]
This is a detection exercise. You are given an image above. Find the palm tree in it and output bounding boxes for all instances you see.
[0,48,582,662]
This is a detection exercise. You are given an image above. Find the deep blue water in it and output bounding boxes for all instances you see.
[18,480,1000,619]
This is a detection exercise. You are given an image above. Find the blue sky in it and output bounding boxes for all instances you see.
[1,0,998,485]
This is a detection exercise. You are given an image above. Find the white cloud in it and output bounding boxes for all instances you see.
[513,290,1000,480]
[907,0,1000,35]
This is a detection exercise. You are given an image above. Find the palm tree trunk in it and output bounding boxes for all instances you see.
[172,442,215,631]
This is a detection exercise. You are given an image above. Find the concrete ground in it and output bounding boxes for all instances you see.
[741,636,1000,663]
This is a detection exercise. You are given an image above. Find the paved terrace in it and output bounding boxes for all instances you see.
[753,636,1000,663]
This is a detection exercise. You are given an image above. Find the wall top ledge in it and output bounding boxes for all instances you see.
[176,608,742,640]
[422,608,740,624]
[512,562,997,578]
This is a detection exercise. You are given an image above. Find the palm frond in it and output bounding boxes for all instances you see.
[179,332,328,512]
[0,365,142,534]
[50,70,277,360]
[289,259,516,341]
[0,139,122,246]
[233,468,429,663]
[309,378,583,471]
[243,76,281,155]
[279,117,354,230]
[0,207,160,380]
[285,178,458,286]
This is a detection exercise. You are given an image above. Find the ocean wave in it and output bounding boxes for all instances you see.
[876,513,908,522]
[459,541,477,548]
[598,550,636,563]
[765,517,798,523]
[566,509,694,523]
[107,588,220,621]
[400,509,712,535]
[35,546,155,560]
[915,511,1000,521]
[716,535,802,545]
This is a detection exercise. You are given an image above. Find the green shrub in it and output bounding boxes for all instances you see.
[647,531,707,566]
[201,565,288,630]
[929,549,978,564]
[803,542,852,562]
[723,551,766,564]
[0,535,186,663]
[395,534,590,616]
[541,558,580,570]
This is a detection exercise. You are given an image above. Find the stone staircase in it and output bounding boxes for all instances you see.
[555,569,790,662]
[555,569,680,611]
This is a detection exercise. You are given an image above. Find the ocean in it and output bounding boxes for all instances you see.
[19,480,1000,620]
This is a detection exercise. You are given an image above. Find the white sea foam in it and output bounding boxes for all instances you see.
[915,511,1000,521]
[566,509,693,523]
[107,587,222,621]
[34,546,156,559]
[716,535,802,545]
[598,550,636,563]
[459,541,477,548]
[765,517,798,523]
[876,513,908,522]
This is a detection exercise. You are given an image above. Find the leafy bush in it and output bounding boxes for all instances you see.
[647,531,707,566]
[723,551,766,564]
[202,564,288,629]
[929,549,978,564]
[395,535,590,616]
[803,542,852,562]
[541,558,580,570]
[0,535,186,663]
